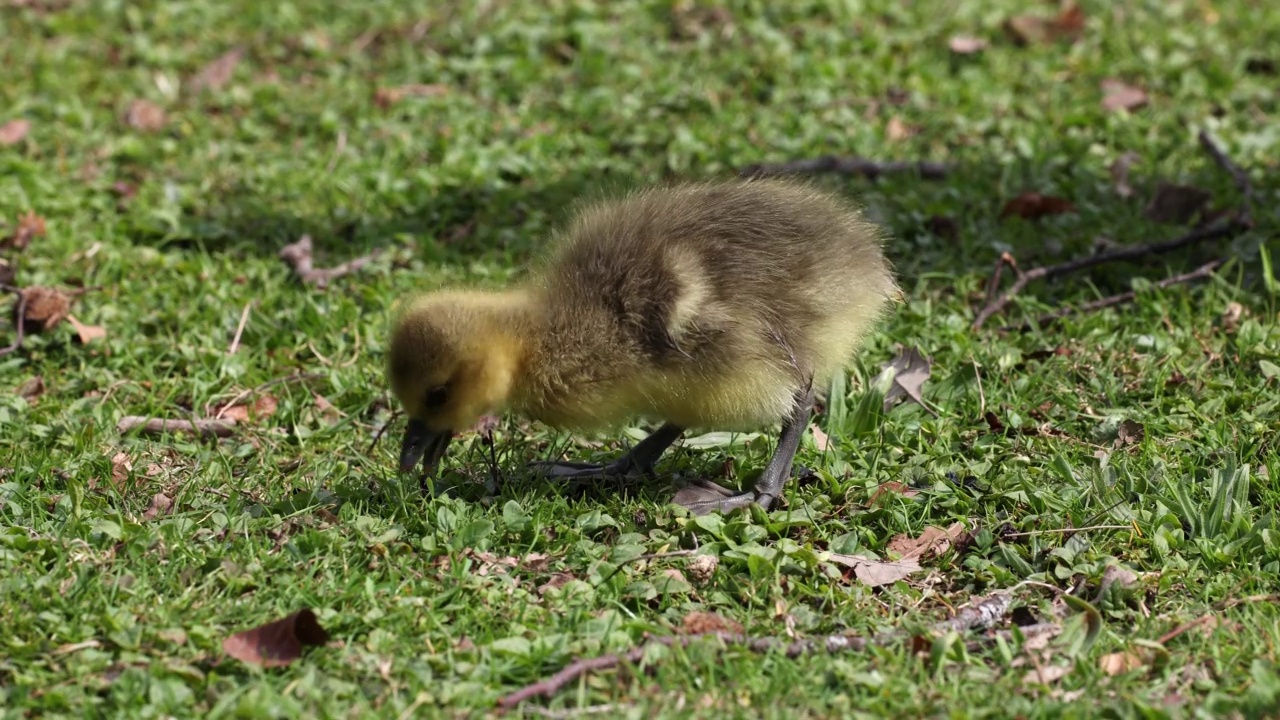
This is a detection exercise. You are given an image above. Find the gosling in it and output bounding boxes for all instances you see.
[387,177,899,515]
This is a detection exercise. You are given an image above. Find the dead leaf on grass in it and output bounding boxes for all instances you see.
[17,375,44,400]
[887,522,967,561]
[948,35,987,54]
[0,119,31,146]
[222,608,330,668]
[312,393,343,424]
[1000,192,1076,220]
[686,554,719,584]
[374,84,449,108]
[67,314,106,344]
[825,552,922,587]
[189,47,244,93]
[2,211,47,251]
[216,394,279,423]
[1220,301,1244,332]
[110,451,132,490]
[521,552,551,572]
[142,493,173,521]
[1003,4,1085,45]
[885,116,916,142]
[681,611,743,636]
[1098,650,1145,676]
[467,550,519,577]
[537,572,576,596]
[1144,182,1211,225]
[125,99,167,132]
[1023,663,1072,684]
[880,346,933,412]
[1115,419,1145,448]
[809,423,830,451]
[1110,151,1141,198]
[1101,79,1148,112]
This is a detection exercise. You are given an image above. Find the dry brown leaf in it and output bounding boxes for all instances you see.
[52,639,102,655]
[881,346,932,412]
[17,375,44,400]
[190,47,244,93]
[537,572,576,596]
[1023,664,1072,684]
[825,552,922,587]
[218,394,279,423]
[374,84,449,108]
[0,119,31,145]
[1221,301,1245,331]
[15,287,69,333]
[222,609,330,668]
[125,100,167,132]
[467,550,519,576]
[1109,151,1141,198]
[2,210,47,251]
[868,481,920,503]
[142,493,174,521]
[1144,182,1210,225]
[110,451,132,490]
[1099,650,1145,676]
[67,314,107,345]
[681,611,743,636]
[521,552,551,572]
[885,116,915,142]
[809,423,830,451]
[887,522,967,561]
[1003,4,1085,45]
[1115,419,1145,448]
[313,393,343,424]
[948,35,988,54]
[1101,79,1148,112]
[1000,192,1077,220]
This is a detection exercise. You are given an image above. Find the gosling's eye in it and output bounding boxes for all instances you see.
[424,385,449,409]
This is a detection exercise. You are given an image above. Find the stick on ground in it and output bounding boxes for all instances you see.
[117,416,238,438]
[280,235,383,288]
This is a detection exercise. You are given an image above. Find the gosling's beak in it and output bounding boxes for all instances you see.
[399,418,453,475]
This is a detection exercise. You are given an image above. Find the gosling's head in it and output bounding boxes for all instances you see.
[386,292,525,475]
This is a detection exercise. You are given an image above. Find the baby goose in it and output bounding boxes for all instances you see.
[387,177,899,515]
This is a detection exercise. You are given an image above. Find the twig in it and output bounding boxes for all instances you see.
[117,416,237,438]
[1,283,27,356]
[739,157,951,181]
[1197,130,1255,224]
[214,371,325,420]
[1002,259,1223,332]
[279,235,383,288]
[227,302,252,355]
[1002,524,1133,538]
[497,590,1015,711]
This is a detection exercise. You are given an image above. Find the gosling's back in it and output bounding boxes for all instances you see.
[517,178,898,431]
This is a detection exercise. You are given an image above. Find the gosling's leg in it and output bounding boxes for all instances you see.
[674,386,814,516]
[531,423,684,479]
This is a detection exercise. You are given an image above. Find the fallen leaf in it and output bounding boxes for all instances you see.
[67,314,107,344]
[1003,4,1085,45]
[868,481,919,503]
[885,116,915,142]
[1109,151,1141,198]
[52,639,102,655]
[1101,79,1148,112]
[217,394,279,423]
[157,628,188,646]
[809,423,830,451]
[467,550,519,576]
[189,47,244,93]
[110,451,132,490]
[681,611,743,636]
[313,393,343,424]
[374,84,449,108]
[887,522,967,561]
[825,553,922,587]
[1098,564,1140,595]
[2,210,47,251]
[1115,420,1145,448]
[984,411,1006,433]
[948,35,987,54]
[142,493,173,521]
[15,286,70,332]
[222,609,330,668]
[537,572,575,596]
[1144,182,1210,225]
[1220,301,1244,332]
[881,346,932,411]
[1000,192,1076,220]
[125,100,167,132]
[1098,650,1145,676]
[16,375,44,400]
[0,119,31,146]
[1023,664,1072,684]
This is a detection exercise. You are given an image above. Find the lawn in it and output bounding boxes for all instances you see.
[2,0,1279,717]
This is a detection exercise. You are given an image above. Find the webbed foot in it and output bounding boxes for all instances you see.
[672,478,758,515]
[529,422,685,480]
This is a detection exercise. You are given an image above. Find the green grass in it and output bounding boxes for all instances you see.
[2,0,1279,717]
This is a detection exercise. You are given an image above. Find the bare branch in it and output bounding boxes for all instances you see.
[117,416,238,438]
